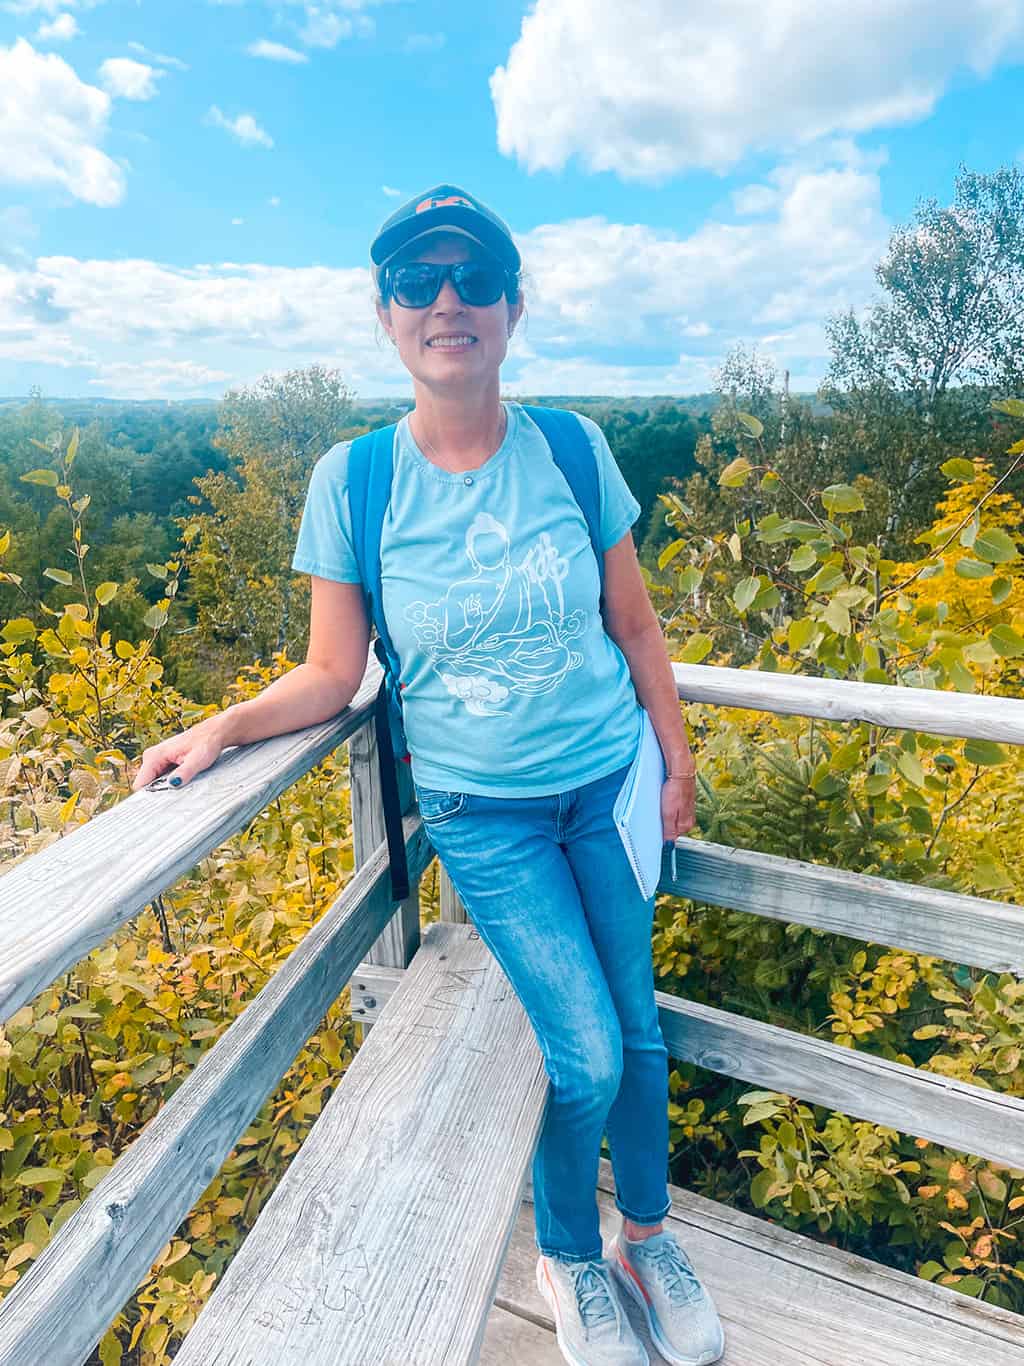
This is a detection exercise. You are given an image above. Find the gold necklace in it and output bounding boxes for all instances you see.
[415,403,507,472]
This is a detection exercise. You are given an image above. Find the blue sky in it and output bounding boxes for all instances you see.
[2,0,1023,400]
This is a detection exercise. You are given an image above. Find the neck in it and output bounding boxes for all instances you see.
[408,381,506,469]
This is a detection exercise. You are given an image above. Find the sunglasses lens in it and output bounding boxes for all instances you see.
[453,262,506,306]
[391,264,442,308]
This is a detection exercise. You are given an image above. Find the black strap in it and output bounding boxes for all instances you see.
[373,669,410,904]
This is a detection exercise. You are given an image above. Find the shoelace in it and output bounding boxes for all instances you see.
[632,1237,702,1307]
[568,1259,624,1338]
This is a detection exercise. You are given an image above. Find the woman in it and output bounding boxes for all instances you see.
[132,183,724,1366]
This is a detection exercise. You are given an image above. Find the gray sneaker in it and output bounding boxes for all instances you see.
[536,1254,650,1366]
[609,1227,725,1366]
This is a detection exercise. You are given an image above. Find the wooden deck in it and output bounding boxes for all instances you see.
[483,1158,1024,1365]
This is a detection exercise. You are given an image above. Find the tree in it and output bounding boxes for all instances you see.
[823,165,1024,546]
[175,366,359,696]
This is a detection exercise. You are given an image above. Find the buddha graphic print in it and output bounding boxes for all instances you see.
[290,400,644,797]
[403,511,589,715]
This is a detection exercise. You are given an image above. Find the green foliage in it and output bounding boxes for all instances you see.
[651,398,1024,1311]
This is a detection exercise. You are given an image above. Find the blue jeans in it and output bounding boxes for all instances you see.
[413,758,672,1264]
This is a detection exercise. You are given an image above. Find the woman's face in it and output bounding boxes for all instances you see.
[376,233,524,394]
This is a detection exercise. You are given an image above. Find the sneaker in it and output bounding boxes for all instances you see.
[536,1253,650,1365]
[609,1226,725,1366]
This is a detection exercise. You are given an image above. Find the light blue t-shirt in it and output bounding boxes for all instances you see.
[290,401,643,797]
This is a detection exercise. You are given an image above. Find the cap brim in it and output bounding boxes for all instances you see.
[377,224,495,269]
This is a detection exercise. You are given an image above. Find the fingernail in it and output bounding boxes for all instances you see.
[170,776,182,787]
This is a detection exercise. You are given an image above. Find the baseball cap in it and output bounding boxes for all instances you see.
[369,183,521,290]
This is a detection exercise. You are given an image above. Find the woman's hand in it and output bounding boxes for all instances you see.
[661,772,696,841]
[131,714,232,792]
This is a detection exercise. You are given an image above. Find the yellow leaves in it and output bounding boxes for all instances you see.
[946,1188,970,1211]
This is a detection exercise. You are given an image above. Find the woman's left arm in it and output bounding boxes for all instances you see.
[601,530,696,839]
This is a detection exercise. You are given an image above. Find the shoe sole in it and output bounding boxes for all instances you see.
[609,1248,725,1366]
[536,1256,650,1366]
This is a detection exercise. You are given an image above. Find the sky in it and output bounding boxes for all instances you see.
[1,0,1023,402]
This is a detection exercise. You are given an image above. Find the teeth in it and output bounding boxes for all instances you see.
[428,336,475,347]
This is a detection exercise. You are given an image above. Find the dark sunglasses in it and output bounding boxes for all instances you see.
[382,259,516,309]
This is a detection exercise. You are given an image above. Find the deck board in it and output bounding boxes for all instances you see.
[483,1157,1024,1365]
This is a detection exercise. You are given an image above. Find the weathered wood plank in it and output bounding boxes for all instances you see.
[672,661,1024,745]
[491,1158,1024,1363]
[0,659,383,1023]
[657,991,1024,1172]
[0,815,435,1366]
[661,837,1024,974]
[171,921,548,1366]
[348,966,1024,1172]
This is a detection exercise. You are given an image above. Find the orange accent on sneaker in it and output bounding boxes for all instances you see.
[617,1247,653,1305]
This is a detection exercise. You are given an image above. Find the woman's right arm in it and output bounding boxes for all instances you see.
[131,577,370,790]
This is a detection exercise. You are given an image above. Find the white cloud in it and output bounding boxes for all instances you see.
[298,5,374,47]
[381,184,402,198]
[268,194,281,206]
[491,0,1024,180]
[35,12,78,40]
[206,105,274,148]
[99,57,161,100]
[0,147,891,398]
[4,0,97,12]
[231,217,245,225]
[246,38,309,62]
[0,38,124,206]
[86,359,233,395]
[126,41,188,71]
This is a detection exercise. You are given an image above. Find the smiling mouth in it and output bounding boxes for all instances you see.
[426,335,477,349]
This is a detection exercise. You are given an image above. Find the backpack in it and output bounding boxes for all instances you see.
[345,405,608,903]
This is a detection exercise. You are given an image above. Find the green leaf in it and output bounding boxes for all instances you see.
[963,738,1008,766]
[918,1261,945,1282]
[20,468,59,487]
[677,566,702,595]
[991,398,1024,418]
[821,484,865,514]
[788,545,817,572]
[994,1045,1021,1074]
[733,575,761,612]
[897,751,925,787]
[988,624,1024,658]
[146,561,169,580]
[679,633,713,664]
[719,456,753,488]
[143,604,168,630]
[940,458,976,482]
[1,618,37,644]
[15,1167,67,1188]
[43,567,74,586]
[749,1169,777,1208]
[991,577,1012,604]
[823,600,851,635]
[973,527,1018,564]
[787,617,815,651]
[736,411,764,439]
[658,538,685,571]
[954,557,992,579]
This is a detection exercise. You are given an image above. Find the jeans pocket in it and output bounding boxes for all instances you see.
[414,784,467,826]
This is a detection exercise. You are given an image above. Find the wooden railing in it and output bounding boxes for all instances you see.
[2,652,1024,1362]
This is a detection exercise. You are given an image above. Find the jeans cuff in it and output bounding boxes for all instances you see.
[615,1195,673,1224]
[537,1243,605,1265]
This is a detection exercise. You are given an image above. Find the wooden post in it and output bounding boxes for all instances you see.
[348,713,419,1037]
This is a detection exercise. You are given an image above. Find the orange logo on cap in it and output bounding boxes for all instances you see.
[415,194,474,213]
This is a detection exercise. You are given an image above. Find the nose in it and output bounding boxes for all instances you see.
[432,275,466,312]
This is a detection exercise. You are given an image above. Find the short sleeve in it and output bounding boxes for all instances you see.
[576,414,641,551]
[290,440,362,584]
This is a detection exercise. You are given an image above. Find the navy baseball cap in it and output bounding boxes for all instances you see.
[369,183,521,289]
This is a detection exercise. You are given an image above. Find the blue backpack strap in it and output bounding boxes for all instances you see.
[346,422,410,904]
[520,405,606,613]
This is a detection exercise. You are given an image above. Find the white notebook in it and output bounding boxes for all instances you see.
[612,705,676,900]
